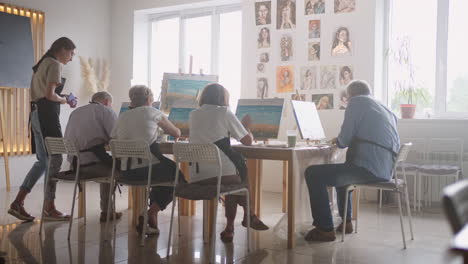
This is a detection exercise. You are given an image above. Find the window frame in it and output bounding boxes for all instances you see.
[384,0,468,119]
[148,4,242,93]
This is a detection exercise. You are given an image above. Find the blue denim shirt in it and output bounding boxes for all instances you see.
[337,95,400,181]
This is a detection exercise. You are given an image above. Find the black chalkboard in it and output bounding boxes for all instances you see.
[0,12,34,89]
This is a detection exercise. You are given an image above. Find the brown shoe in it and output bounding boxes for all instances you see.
[304,228,336,242]
[8,202,34,221]
[43,207,71,221]
[220,227,234,243]
[241,215,269,231]
[100,212,123,222]
[336,221,353,234]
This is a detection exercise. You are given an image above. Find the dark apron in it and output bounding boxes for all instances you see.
[35,78,66,139]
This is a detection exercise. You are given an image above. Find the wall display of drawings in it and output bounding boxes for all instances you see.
[334,0,355,14]
[305,0,325,15]
[277,0,296,29]
[332,26,352,56]
[160,73,218,112]
[252,0,357,111]
[300,66,317,90]
[320,65,337,90]
[235,98,284,139]
[120,101,160,114]
[312,94,334,110]
[167,106,196,137]
[276,66,294,93]
[291,100,325,140]
[255,1,271,25]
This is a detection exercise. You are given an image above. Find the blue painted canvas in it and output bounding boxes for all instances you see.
[168,107,195,137]
[235,99,284,139]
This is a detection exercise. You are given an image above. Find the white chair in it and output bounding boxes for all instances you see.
[418,138,463,209]
[341,143,414,249]
[166,143,251,264]
[39,137,110,240]
[105,139,177,247]
[396,138,427,211]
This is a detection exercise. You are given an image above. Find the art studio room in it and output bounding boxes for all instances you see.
[0,0,468,263]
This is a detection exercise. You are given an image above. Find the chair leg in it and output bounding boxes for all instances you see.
[397,192,407,249]
[379,189,383,209]
[105,180,115,242]
[68,179,80,241]
[167,194,178,258]
[413,174,417,211]
[342,187,350,242]
[141,187,150,247]
[404,185,414,240]
[355,188,360,233]
[210,199,219,264]
[83,183,87,226]
[417,173,422,211]
[178,200,181,237]
[246,190,251,253]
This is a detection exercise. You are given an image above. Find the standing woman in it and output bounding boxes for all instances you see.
[8,37,76,221]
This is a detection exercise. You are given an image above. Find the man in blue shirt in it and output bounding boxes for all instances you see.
[304,80,400,242]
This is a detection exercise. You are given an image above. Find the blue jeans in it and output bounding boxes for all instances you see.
[304,163,385,231]
[20,110,61,200]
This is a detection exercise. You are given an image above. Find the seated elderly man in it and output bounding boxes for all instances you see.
[304,80,400,242]
[111,85,183,235]
[64,91,122,222]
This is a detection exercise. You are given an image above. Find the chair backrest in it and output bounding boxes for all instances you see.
[427,138,464,167]
[173,143,222,183]
[392,143,412,182]
[442,179,468,234]
[400,137,426,164]
[44,137,79,156]
[109,139,152,161]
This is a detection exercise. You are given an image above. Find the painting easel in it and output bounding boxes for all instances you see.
[0,86,11,191]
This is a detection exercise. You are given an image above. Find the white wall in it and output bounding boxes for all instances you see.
[0,0,112,189]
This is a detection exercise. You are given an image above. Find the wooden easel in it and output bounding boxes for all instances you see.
[0,86,11,191]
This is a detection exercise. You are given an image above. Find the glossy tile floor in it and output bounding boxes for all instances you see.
[0,183,462,264]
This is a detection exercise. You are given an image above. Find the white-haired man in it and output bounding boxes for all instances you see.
[304,80,400,241]
[64,91,122,222]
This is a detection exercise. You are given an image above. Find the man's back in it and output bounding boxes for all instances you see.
[337,95,400,180]
[64,103,117,165]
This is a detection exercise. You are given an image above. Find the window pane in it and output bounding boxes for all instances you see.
[184,15,212,74]
[446,0,468,113]
[151,18,180,97]
[219,11,242,109]
[388,0,437,117]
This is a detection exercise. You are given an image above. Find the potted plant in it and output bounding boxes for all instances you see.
[389,37,428,118]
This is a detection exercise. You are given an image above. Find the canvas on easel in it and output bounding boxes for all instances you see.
[235,98,285,140]
[160,73,218,112]
[168,106,196,138]
[291,100,325,140]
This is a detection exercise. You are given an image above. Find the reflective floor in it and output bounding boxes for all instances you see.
[0,183,462,263]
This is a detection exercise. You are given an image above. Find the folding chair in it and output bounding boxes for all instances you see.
[342,143,414,249]
[166,143,251,264]
[105,139,177,246]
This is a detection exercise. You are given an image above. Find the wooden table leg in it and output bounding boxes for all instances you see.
[131,186,145,226]
[256,160,263,217]
[128,187,133,209]
[179,162,195,216]
[282,161,288,213]
[203,199,217,243]
[287,157,295,249]
[78,183,86,218]
[247,159,258,215]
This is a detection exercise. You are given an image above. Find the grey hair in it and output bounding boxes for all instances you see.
[347,80,371,98]
[91,91,112,103]
[129,85,153,107]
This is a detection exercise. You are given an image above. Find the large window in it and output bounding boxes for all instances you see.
[387,0,468,118]
[150,6,242,107]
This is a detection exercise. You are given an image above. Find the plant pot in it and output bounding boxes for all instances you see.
[400,104,416,119]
